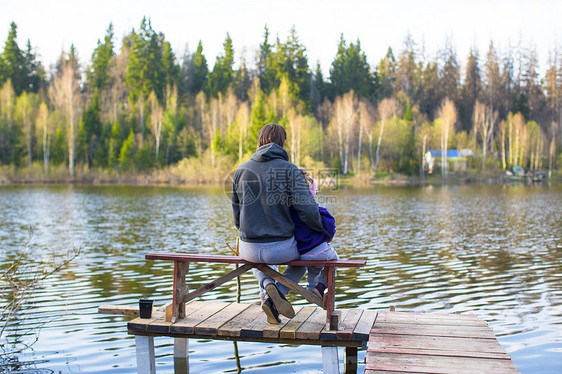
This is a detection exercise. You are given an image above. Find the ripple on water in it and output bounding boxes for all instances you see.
[0,185,561,373]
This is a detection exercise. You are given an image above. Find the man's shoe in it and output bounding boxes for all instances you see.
[262,297,281,324]
[266,283,295,318]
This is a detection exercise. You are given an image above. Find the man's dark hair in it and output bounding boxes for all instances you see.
[258,123,287,148]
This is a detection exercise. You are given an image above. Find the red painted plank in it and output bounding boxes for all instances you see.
[368,334,508,354]
[366,352,519,373]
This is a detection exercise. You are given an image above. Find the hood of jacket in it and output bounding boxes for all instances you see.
[250,143,289,162]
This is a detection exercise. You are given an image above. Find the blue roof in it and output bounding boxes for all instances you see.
[428,150,461,158]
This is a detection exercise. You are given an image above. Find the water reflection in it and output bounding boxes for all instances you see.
[0,184,560,373]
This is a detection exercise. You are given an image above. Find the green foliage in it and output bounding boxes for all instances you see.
[135,144,153,171]
[0,20,560,180]
[119,130,136,171]
[206,34,235,98]
[0,22,43,95]
[51,126,66,165]
[184,41,208,97]
[248,91,267,150]
[257,25,278,95]
[330,35,374,98]
[87,23,114,92]
[107,119,122,169]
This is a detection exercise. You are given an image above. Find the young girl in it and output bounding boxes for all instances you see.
[290,168,338,298]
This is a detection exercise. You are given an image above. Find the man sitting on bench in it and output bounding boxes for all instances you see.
[231,123,324,324]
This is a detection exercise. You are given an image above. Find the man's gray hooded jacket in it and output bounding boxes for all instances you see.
[232,143,323,242]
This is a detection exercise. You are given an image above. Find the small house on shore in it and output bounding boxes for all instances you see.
[425,149,473,174]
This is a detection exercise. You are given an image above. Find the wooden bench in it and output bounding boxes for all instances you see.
[145,252,366,330]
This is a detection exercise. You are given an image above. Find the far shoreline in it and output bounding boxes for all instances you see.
[1,172,559,188]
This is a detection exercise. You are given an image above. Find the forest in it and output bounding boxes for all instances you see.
[0,18,560,183]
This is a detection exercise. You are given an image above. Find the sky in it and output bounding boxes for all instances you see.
[1,0,561,76]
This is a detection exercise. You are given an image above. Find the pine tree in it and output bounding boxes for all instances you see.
[459,46,482,131]
[79,90,103,166]
[257,25,277,95]
[23,40,44,93]
[420,60,441,119]
[330,35,374,99]
[87,23,115,92]
[185,41,208,97]
[440,39,460,108]
[396,34,419,103]
[107,119,122,169]
[0,22,27,95]
[206,33,235,97]
[377,47,396,99]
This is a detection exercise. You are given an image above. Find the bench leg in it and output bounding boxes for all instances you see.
[173,262,189,321]
[325,267,337,329]
[322,346,339,374]
[344,347,358,374]
[135,335,156,374]
[173,338,189,374]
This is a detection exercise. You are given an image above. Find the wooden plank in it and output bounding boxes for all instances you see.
[295,307,328,340]
[181,263,253,303]
[368,334,508,354]
[99,305,139,316]
[256,265,323,306]
[128,311,166,333]
[146,252,366,267]
[377,310,480,321]
[247,305,304,339]
[170,301,229,334]
[336,309,363,340]
[218,305,262,337]
[128,317,153,333]
[147,313,172,334]
[279,306,316,339]
[353,309,378,341]
[371,324,497,339]
[367,345,510,360]
[365,372,428,374]
[365,352,519,373]
[195,302,251,335]
[320,309,351,341]
[376,311,485,326]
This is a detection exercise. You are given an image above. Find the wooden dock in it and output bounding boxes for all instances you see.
[366,310,519,374]
[101,301,519,373]
[127,300,377,345]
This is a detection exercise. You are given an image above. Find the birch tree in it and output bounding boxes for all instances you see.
[236,102,250,164]
[36,102,50,176]
[438,99,456,176]
[374,97,397,174]
[329,91,357,174]
[14,91,38,166]
[358,99,375,174]
[149,91,163,160]
[51,62,81,177]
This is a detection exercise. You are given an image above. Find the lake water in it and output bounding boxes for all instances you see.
[0,184,561,373]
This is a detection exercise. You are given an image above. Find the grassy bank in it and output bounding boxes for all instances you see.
[0,158,562,187]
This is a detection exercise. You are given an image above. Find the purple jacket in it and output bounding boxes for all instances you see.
[290,205,336,254]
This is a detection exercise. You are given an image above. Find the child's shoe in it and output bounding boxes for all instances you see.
[266,283,295,318]
[311,283,326,300]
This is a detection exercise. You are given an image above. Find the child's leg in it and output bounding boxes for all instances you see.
[300,242,339,290]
